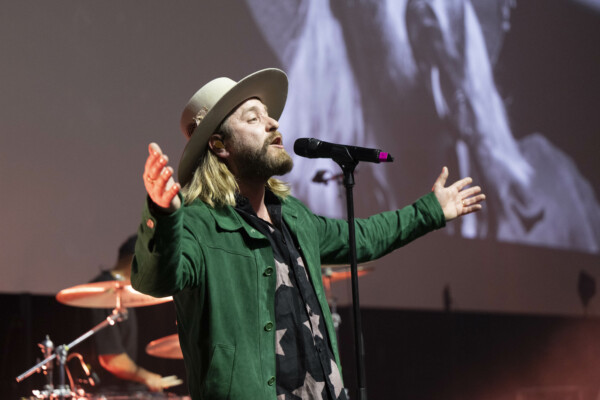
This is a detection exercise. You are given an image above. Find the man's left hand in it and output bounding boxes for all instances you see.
[432,166,485,221]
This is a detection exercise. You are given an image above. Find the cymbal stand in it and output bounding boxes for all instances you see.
[16,293,128,399]
[322,269,342,333]
[38,335,55,392]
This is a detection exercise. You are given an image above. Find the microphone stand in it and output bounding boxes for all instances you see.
[333,153,367,400]
[16,303,128,399]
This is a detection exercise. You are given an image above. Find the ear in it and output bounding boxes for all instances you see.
[208,134,229,159]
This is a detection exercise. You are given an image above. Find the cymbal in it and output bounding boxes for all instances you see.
[321,264,374,283]
[146,334,183,359]
[56,280,172,308]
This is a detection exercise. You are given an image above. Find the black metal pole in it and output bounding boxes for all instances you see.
[337,159,368,400]
[56,345,67,400]
[15,308,127,384]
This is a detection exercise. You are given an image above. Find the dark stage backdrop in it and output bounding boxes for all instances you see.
[4,294,600,400]
[1,0,600,318]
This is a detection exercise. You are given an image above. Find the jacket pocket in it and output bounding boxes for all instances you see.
[201,344,236,399]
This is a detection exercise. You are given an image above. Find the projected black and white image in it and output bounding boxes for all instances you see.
[246,0,600,254]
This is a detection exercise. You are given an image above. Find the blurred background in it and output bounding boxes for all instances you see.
[1,0,599,398]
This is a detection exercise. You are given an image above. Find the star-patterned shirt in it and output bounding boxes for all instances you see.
[235,191,347,400]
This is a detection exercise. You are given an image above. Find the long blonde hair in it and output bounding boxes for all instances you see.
[182,149,291,207]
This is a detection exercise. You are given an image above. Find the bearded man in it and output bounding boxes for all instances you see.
[131,68,484,400]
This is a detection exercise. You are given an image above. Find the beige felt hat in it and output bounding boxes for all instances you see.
[178,68,288,186]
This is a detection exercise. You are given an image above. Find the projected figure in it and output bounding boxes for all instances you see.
[404,0,600,252]
[245,0,600,253]
[244,0,400,218]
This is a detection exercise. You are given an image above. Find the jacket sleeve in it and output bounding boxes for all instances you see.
[131,195,204,298]
[314,191,446,264]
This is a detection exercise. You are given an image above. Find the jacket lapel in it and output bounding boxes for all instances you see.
[282,203,323,291]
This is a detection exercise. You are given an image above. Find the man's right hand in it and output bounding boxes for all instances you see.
[143,142,181,212]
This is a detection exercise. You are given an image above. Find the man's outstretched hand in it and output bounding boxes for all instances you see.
[432,166,485,221]
[143,142,181,212]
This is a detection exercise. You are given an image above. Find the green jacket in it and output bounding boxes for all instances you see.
[131,192,445,400]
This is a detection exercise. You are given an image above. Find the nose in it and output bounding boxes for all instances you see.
[267,116,279,132]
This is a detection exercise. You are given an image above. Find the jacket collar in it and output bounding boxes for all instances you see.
[206,194,299,239]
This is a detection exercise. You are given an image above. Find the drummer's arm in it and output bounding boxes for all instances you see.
[99,353,163,392]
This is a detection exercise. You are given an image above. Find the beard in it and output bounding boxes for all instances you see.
[234,131,294,181]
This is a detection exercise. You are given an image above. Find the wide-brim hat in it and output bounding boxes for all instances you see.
[178,68,288,186]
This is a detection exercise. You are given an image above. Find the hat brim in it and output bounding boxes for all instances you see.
[178,68,288,186]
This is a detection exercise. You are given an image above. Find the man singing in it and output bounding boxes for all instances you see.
[132,68,484,400]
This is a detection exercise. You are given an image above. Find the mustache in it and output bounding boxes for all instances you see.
[263,131,283,147]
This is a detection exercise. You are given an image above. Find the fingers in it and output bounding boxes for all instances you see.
[462,203,483,215]
[145,143,162,173]
[460,185,481,199]
[160,375,183,388]
[145,153,169,182]
[433,167,476,192]
[155,165,174,190]
[162,174,181,203]
[151,171,181,209]
[143,142,181,209]
[149,142,162,156]
[432,166,449,190]
[145,374,164,392]
[461,193,486,214]
[452,176,473,191]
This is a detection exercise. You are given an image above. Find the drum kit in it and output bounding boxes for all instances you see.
[16,280,183,400]
[322,263,374,331]
[16,263,373,399]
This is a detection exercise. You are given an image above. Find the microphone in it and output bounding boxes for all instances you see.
[294,138,393,164]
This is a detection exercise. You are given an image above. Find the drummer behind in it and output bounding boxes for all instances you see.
[88,234,164,393]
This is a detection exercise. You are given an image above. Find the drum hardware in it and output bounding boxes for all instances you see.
[65,353,99,390]
[321,264,374,285]
[38,335,55,392]
[17,280,172,399]
[17,308,128,399]
[321,264,374,333]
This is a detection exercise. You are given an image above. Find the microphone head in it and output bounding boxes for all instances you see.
[293,138,320,158]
